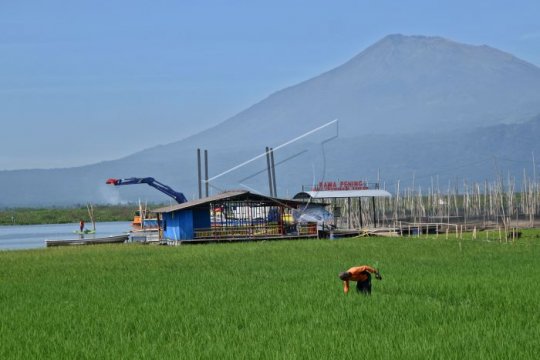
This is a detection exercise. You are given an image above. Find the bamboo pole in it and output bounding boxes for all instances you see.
[87,203,96,231]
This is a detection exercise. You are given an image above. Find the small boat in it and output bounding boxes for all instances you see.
[132,209,159,230]
[73,229,96,235]
[45,234,129,247]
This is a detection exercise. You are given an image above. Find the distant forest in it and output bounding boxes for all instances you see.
[0,205,143,225]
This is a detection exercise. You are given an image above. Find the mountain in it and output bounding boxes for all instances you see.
[181,34,540,144]
[2,34,540,207]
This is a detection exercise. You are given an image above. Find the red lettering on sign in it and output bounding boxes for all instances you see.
[312,180,369,191]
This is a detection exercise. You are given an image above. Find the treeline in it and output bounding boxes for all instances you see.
[0,205,143,225]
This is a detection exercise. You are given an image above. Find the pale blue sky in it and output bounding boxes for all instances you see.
[1,0,539,170]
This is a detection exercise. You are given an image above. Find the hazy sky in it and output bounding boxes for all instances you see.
[1,0,539,170]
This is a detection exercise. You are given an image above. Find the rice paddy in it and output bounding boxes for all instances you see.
[1,231,539,359]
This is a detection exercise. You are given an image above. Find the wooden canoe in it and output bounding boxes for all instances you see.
[45,234,129,247]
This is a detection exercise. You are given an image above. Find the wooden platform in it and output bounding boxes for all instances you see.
[169,233,320,245]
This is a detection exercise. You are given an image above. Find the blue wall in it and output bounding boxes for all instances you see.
[162,206,210,241]
[163,210,193,240]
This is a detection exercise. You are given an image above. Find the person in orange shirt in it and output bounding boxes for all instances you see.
[338,265,382,295]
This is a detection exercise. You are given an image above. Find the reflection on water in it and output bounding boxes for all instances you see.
[0,222,132,251]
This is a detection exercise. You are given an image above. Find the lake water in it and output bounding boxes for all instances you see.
[0,222,132,251]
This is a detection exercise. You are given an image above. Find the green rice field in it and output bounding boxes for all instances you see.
[1,231,539,359]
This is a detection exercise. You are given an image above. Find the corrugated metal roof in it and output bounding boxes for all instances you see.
[153,190,303,214]
[152,190,248,213]
[293,189,392,199]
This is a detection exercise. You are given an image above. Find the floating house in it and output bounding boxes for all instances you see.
[153,190,315,243]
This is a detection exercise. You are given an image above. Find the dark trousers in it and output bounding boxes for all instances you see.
[356,272,372,295]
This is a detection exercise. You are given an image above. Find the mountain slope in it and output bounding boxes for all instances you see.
[3,112,540,207]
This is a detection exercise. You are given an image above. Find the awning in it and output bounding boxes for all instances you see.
[293,189,391,199]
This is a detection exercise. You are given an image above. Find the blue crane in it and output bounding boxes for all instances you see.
[106,177,188,204]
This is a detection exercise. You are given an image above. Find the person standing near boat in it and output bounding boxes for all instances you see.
[79,219,85,232]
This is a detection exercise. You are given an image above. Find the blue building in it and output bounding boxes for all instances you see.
[153,190,305,242]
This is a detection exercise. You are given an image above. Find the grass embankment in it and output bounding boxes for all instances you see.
[1,232,539,359]
[0,205,139,225]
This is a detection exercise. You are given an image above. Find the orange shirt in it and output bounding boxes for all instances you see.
[343,265,377,293]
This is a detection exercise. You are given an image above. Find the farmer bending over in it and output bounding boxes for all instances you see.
[339,265,382,295]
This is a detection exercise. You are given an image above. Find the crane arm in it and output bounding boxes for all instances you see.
[106,177,188,204]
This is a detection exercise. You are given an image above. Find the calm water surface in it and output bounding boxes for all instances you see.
[0,222,132,251]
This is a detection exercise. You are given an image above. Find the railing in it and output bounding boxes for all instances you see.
[194,223,317,239]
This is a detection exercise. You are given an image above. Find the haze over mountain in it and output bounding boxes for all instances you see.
[2,34,540,207]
